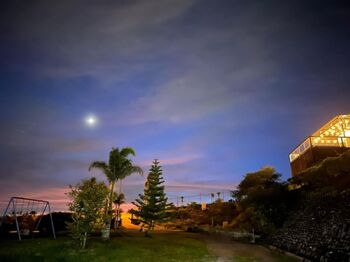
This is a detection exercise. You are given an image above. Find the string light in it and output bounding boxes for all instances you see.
[290,114,350,162]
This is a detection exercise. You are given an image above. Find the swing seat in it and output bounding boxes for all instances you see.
[21,229,30,236]
[1,197,56,240]
[8,229,39,235]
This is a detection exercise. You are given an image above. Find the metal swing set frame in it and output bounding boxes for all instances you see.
[0,196,56,240]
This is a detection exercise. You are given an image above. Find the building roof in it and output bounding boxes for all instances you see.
[289,114,350,163]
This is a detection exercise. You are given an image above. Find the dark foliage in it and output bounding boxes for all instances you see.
[231,166,292,234]
[0,212,73,239]
[289,150,350,194]
[172,201,237,230]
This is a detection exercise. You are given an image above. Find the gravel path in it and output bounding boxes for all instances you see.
[203,233,299,262]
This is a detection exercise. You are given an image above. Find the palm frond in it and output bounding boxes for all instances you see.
[120,147,136,157]
[130,166,143,176]
[89,161,109,173]
[113,193,126,205]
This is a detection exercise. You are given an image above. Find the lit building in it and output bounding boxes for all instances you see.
[289,114,350,176]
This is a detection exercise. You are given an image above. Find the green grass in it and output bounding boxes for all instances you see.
[0,231,215,262]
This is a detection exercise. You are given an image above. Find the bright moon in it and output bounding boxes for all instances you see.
[85,115,97,126]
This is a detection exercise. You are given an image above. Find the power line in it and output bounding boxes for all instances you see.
[166,190,232,206]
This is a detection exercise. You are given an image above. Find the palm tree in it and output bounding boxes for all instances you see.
[217,192,221,201]
[211,193,215,203]
[89,147,143,240]
[113,192,125,229]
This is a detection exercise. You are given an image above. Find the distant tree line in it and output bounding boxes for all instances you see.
[165,151,350,238]
[230,150,350,237]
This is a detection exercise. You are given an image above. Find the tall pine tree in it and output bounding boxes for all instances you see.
[131,159,170,236]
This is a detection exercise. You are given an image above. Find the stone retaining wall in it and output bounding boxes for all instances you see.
[270,193,350,261]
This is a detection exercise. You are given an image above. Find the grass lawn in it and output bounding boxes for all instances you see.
[0,231,215,262]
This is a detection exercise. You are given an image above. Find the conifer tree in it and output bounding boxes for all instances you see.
[131,159,170,236]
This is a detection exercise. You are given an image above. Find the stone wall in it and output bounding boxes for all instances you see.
[270,193,350,261]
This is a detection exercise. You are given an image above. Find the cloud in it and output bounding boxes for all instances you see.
[1,0,197,82]
[165,182,235,191]
[0,186,70,213]
[122,58,274,124]
[2,0,295,131]
[0,124,113,201]
[1,0,350,211]
[139,154,202,168]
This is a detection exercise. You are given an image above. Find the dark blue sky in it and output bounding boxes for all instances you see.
[1,0,350,210]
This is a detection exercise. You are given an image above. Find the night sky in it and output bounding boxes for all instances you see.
[1,0,350,211]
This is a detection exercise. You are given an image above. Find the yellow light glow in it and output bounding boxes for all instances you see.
[291,114,350,163]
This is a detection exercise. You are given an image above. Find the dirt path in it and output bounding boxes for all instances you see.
[203,234,299,262]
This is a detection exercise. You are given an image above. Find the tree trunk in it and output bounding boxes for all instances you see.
[114,206,120,229]
[251,228,255,243]
[145,223,152,237]
[114,209,117,229]
[117,208,120,229]
[116,179,122,229]
[102,180,115,240]
[82,232,87,249]
[101,225,110,241]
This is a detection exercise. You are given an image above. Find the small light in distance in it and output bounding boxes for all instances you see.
[85,115,97,127]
